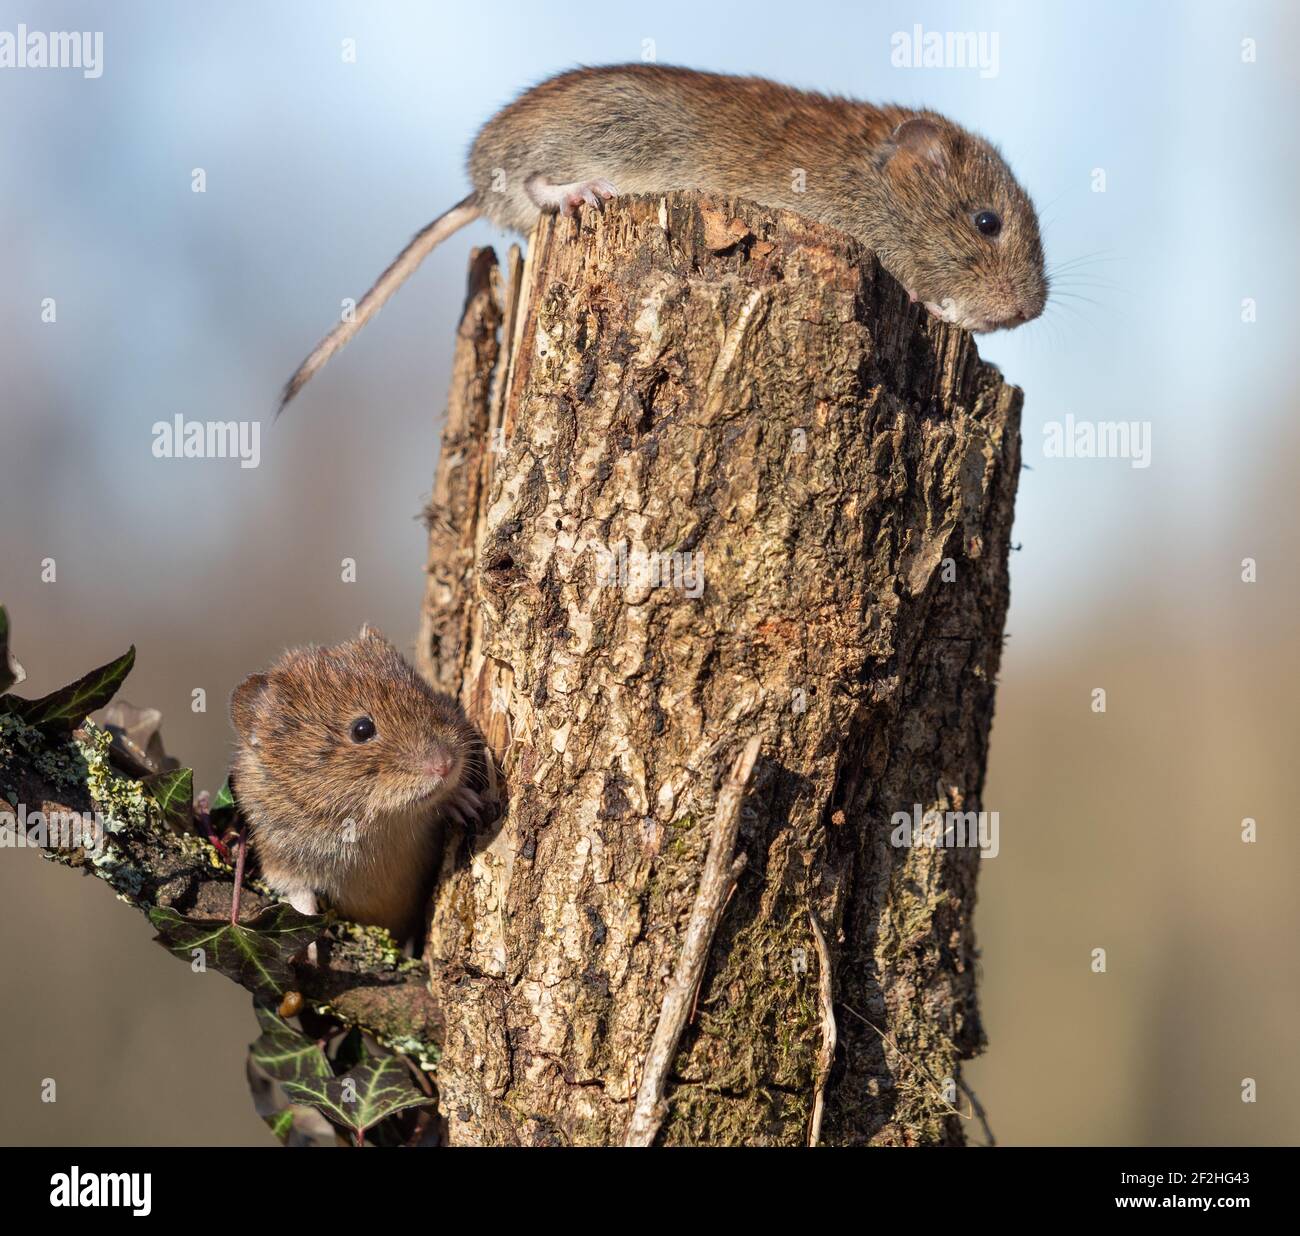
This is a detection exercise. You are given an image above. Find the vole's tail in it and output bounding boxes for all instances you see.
[278,194,481,414]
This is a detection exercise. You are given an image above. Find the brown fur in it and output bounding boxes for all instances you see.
[229,626,480,940]
[282,63,1046,407]
[471,65,1046,331]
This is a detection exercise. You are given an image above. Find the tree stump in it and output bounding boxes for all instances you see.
[417,191,1022,1146]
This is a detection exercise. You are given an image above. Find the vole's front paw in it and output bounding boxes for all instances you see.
[442,785,485,828]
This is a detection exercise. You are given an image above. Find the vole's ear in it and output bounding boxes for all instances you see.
[359,623,386,643]
[230,673,270,740]
[888,117,948,171]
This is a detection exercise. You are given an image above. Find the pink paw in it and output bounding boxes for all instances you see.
[561,178,619,217]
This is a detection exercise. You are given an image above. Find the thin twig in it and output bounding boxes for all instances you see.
[807,910,836,1147]
[229,823,247,925]
[624,735,761,1146]
[958,1075,997,1146]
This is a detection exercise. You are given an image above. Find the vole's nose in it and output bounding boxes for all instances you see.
[1005,294,1041,327]
[1020,285,1047,323]
[423,752,453,779]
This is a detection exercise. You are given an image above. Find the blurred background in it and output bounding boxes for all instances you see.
[1,0,1296,1145]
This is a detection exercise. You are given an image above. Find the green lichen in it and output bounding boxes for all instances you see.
[78,721,148,832]
[1,713,87,786]
[33,746,82,787]
[334,920,405,969]
[308,996,440,1073]
[307,921,439,1065]
[384,1035,440,1074]
[91,841,146,900]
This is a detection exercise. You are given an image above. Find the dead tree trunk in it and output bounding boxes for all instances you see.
[417,192,1021,1147]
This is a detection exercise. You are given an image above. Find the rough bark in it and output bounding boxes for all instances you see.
[417,191,1022,1146]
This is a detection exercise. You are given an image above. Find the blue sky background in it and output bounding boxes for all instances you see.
[2,2,1294,667]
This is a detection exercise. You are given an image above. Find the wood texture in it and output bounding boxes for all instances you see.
[418,191,1022,1145]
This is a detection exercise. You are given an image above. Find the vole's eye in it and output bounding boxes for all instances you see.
[349,716,376,743]
[974,210,1002,237]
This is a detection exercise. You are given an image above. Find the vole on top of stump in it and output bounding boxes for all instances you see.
[230,626,481,942]
[280,62,1047,410]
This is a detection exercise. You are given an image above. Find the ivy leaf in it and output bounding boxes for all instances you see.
[264,1108,295,1143]
[0,606,23,695]
[209,778,239,831]
[143,767,194,834]
[245,1020,339,1148]
[2,645,135,732]
[281,1055,432,1144]
[249,1005,332,1085]
[148,902,326,1000]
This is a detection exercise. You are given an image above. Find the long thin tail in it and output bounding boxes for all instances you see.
[278,194,480,414]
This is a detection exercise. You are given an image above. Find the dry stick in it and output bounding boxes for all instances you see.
[229,823,248,926]
[624,735,762,1147]
[807,910,837,1147]
[958,1076,997,1147]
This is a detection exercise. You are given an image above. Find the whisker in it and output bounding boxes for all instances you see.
[1049,274,1122,289]
[1048,291,1105,307]
[1047,248,1121,266]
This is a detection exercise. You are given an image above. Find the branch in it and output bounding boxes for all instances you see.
[624,735,761,1146]
[0,708,442,1060]
[807,910,837,1147]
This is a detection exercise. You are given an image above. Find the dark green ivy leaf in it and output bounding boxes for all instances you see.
[264,1108,295,1143]
[249,1005,332,1085]
[143,767,194,834]
[245,1031,338,1148]
[280,1055,432,1143]
[148,902,327,1000]
[209,778,239,830]
[1,644,136,732]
